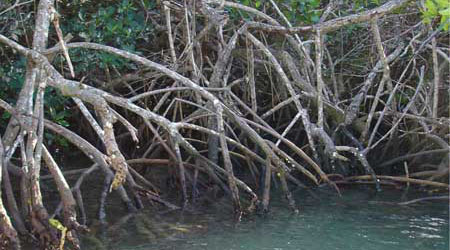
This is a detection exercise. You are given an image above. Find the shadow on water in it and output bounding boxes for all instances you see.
[79,185,449,250]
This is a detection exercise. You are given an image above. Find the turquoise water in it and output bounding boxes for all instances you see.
[82,187,449,250]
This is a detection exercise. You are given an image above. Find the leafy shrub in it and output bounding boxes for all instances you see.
[422,0,450,31]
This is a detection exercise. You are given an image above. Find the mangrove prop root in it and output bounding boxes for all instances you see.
[0,0,448,247]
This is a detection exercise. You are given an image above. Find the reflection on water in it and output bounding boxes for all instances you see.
[81,187,449,250]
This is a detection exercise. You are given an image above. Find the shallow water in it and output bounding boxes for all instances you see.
[81,187,449,250]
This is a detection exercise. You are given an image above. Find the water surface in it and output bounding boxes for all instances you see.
[82,187,449,250]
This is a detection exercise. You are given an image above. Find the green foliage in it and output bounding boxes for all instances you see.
[45,132,70,149]
[1,0,157,152]
[422,0,450,31]
[61,0,152,70]
[232,0,383,25]
[230,0,322,24]
[344,0,382,9]
[0,56,24,129]
[45,91,70,127]
[0,1,34,40]
[43,88,71,149]
[0,56,26,104]
[65,0,148,48]
[286,0,322,24]
[0,59,71,149]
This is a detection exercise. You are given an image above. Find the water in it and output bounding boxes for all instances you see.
[80,186,449,250]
